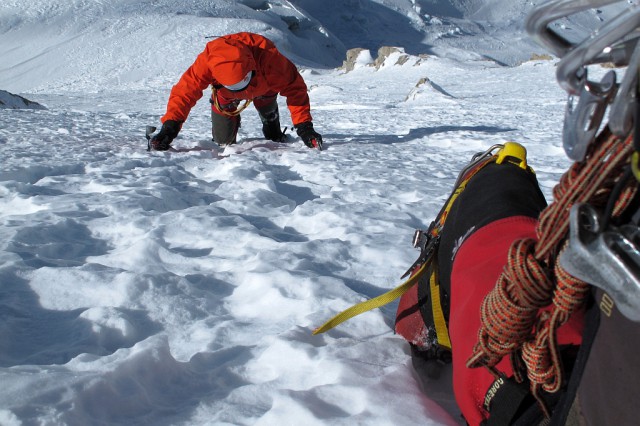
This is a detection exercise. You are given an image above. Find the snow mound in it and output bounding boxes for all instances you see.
[404,77,458,102]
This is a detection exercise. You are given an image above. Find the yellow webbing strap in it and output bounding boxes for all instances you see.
[312,261,429,335]
[311,158,491,336]
[311,142,530,336]
[632,152,640,182]
[429,266,451,349]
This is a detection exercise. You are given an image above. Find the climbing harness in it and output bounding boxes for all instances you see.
[211,86,252,117]
[312,142,531,336]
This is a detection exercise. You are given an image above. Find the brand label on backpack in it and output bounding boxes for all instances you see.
[600,292,615,317]
[484,377,505,411]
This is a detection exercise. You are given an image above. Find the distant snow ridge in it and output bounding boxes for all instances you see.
[340,46,429,72]
[0,90,45,110]
[337,46,458,104]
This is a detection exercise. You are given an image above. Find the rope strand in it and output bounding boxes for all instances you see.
[467,129,636,416]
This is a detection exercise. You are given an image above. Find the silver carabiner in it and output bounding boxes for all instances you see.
[560,203,640,322]
[554,3,640,95]
[526,0,623,59]
[562,70,617,161]
[609,40,640,137]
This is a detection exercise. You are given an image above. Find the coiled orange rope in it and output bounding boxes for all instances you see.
[467,128,637,416]
[211,87,252,117]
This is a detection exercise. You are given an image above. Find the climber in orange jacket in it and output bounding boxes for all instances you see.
[150,32,322,150]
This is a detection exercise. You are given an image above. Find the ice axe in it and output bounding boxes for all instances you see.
[145,126,157,151]
[309,136,323,151]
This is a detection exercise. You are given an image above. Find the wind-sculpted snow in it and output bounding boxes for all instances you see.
[0,0,626,422]
[0,46,578,424]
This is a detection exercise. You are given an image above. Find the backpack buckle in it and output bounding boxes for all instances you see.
[495,141,529,170]
[412,228,430,250]
[402,226,440,279]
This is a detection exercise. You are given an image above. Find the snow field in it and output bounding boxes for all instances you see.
[0,3,579,421]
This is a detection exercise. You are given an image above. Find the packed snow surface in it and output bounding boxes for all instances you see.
[0,0,617,424]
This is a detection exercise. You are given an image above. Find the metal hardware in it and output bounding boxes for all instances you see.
[526,0,622,59]
[609,42,640,137]
[555,5,640,95]
[560,203,640,322]
[562,71,617,161]
[145,126,157,151]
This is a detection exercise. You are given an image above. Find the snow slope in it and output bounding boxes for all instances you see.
[0,0,629,93]
[0,0,620,425]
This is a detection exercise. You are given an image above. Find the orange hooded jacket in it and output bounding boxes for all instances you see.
[161,32,312,126]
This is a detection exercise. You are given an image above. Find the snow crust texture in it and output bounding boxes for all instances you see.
[0,0,621,425]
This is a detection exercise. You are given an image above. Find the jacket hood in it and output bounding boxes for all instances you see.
[208,38,256,87]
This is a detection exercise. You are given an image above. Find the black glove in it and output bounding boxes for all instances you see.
[150,120,181,151]
[295,121,323,149]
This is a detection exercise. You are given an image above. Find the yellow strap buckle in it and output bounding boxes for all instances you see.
[495,141,529,171]
[311,141,532,336]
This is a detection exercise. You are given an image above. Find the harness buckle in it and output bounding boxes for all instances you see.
[412,228,430,250]
[403,226,440,279]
